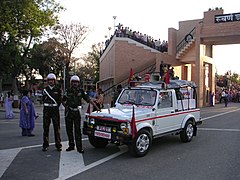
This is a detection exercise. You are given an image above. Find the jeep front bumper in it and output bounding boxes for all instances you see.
[83,122,131,144]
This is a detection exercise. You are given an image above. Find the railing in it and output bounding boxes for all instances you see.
[103,63,156,101]
[176,27,196,54]
[101,33,168,57]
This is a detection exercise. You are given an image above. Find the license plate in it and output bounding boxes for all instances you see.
[96,126,111,132]
[94,131,111,139]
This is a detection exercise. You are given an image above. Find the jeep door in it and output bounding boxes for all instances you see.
[155,90,182,133]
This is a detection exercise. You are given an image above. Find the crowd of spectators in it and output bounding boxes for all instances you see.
[101,23,168,55]
[215,81,240,104]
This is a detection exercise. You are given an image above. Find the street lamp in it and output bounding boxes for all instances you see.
[63,64,66,93]
[108,27,112,38]
[113,16,117,33]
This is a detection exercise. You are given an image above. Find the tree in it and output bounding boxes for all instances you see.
[0,41,14,91]
[0,0,63,93]
[54,23,90,88]
[76,44,101,84]
[30,38,67,80]
[229,73,240,84]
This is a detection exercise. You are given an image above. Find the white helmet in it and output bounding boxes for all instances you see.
[47,73,56,80]
[70,75,80,82]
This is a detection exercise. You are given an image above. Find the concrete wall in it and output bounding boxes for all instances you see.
[114,39,157,84]
[178,19,201,43]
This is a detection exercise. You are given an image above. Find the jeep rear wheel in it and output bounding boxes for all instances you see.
[128,129,152,157]
[180,120,194,142]
[88,135,108,148]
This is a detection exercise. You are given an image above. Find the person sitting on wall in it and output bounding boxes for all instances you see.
[160,61,164,80]
[169,67,175,79]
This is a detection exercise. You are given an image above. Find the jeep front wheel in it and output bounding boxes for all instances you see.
[128,129,152,157]
[88,135,108,148]
[180,120,194,142]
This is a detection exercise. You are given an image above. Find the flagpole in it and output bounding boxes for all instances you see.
[85,102,91,120]
[131,106,137,139]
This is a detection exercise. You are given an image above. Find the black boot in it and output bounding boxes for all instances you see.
[66,147,75,151]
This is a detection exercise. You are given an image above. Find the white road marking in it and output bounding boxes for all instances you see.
[56,146,128,180]
[0,148,21,178]
[201,108,240,121]
[0,139,88,178]
[58,142,85,179]
[198,128,240,132]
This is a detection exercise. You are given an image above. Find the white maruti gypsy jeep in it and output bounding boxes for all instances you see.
[83,77,202,157]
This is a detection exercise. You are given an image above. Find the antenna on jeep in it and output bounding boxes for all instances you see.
[107,103,111,114]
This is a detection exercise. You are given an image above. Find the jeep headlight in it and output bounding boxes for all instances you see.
[120,123,127,130]
[89,118,95,125]
[120,123,129,135]
[112,127,117,133]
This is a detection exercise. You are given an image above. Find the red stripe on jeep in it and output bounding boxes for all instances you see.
[137,109,200,122]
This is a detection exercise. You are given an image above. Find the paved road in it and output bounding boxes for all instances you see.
[1,103,240,180]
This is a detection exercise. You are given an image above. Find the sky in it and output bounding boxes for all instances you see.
[58,0,240,75]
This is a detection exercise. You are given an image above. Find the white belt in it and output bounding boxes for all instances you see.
[69,107,79,111]
[44,103,58,107]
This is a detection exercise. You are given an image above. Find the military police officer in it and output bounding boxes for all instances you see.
[63,75,99,153]
[42,73,62,151]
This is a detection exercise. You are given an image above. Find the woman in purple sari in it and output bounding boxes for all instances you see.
[19,90,36,136]
[4,92,14,119]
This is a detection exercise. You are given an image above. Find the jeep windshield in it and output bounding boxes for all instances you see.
[118,89,157,106]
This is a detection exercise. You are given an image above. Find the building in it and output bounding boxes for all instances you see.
[98,8,240,107]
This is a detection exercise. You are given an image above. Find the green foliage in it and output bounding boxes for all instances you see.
[76,44,100,83]
[0,40,18,76]
[30,38,67,79]
[0,0,63,91]
[230,73,240,83]
[0,0,63,40]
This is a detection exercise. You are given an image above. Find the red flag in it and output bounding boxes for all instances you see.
[131,106,137,139]
[165,69,170,84]
[128,68,134,84]
[145,73,150,82]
